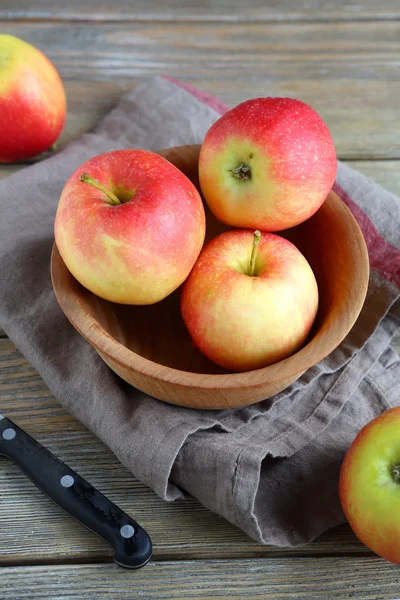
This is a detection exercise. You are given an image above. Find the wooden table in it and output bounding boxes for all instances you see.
[1,2,400,598]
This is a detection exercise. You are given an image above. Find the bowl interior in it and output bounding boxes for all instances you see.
[52,145,369,382]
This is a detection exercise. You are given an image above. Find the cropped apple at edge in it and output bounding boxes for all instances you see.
[0,34,66,163]
[339,407,400,565]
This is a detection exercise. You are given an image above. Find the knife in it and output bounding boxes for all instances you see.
[0,414,152,569]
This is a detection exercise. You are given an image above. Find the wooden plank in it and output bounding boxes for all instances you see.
[0,338,374,563]
[1,0,400,23]
[0,22,399,159]
[0,557,399,599]
[346,160,400,198]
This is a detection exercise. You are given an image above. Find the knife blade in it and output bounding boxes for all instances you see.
[0,413,152,569]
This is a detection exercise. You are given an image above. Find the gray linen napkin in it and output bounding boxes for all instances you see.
[1,76,399,547]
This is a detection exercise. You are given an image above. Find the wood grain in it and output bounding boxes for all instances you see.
[1,4,400,587]
[1,1,400,22]
[1,557,400,599]
[346,160,400,197]
[0,337,376,563]
[0,22,399,159]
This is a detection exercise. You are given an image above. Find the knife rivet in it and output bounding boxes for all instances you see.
[120,524,135,539]
[2,428,16,440]
[60,475,75,488]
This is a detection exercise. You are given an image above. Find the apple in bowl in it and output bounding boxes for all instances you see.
[51,145,369,409]
[55,149,206,305]
[181,229,319,372]
[199,97,337,232]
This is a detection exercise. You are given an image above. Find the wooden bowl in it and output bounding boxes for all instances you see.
[51,145,369,410]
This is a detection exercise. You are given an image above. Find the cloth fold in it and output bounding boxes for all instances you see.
[0,76,399,547]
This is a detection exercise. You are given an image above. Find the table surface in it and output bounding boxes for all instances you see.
[1,2,400,598]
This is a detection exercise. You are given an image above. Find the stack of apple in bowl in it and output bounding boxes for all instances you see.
[52,98,369,410]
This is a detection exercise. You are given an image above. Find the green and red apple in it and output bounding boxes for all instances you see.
[0,34,66,163]
[55,149,206,305]
[339,407,400,565]
[180,229,319,372]
[199,97,337,231]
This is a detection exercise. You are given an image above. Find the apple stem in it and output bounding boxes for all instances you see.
[229,163,251,180]
[249,230,262,277]
[390,464,400,483]
[79,173,121,206]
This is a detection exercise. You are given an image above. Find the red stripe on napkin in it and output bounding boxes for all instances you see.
[162,76,228,115]
[333,182,400,288]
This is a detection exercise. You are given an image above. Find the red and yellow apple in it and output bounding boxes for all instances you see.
[0,34,66,163]
[55,149,206,305]
[339,407,400,565]
[199,97,337,232]
[180,229,318,372]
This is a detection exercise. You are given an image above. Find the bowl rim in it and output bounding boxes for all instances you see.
[51,150,370,393]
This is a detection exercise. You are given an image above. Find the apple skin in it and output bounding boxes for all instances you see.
[55,149,206,305]
[0,34,66,163]
[339,407,400,565]
[199,97,337,232]
[180,229,318,372]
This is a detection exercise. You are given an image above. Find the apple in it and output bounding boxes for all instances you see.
[180,229,318,372]
[0,34,66,163]
[339,407,400,565]
[55,149,206,305]
[199,97,337,232]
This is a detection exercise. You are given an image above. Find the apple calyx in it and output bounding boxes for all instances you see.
[229,163,251,181]
[80,173,122,206]
[390,464,400,484]
[249,230,261,277]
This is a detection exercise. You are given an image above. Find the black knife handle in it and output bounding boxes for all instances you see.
[0,415,152,569]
